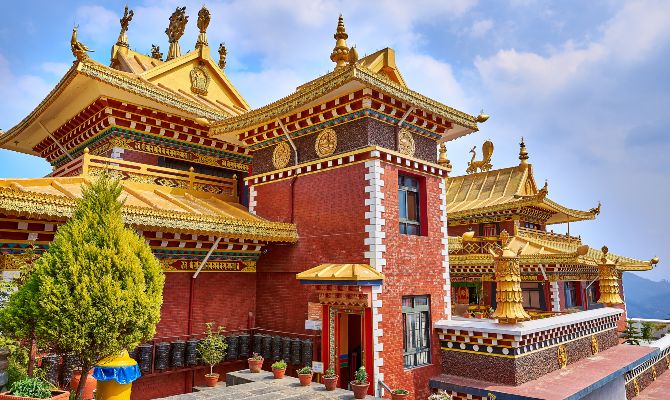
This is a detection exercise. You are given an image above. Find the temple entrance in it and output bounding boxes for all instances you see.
[337,310,363,389]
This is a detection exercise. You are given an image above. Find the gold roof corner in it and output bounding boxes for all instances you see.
[296,263,384,284]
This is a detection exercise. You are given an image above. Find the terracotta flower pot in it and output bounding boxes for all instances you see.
[248,358,263,373]
[0,390,69,400]
[205,373,219,387]
[391,391,410,400]
[298,373,312,386]
[70,370,96,400]
[323,375,338,391]
[272,368,286,379]
[351,382,370,399]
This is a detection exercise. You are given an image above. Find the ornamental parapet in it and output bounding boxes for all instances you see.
[435,307,622,385]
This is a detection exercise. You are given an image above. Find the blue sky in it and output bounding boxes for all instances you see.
[1,0,669,280]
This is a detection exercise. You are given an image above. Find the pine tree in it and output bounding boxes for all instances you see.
[622,319,642,345]
[1,175,165,399]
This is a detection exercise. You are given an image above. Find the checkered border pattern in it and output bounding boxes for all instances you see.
[625,345,670,383]
[439,314,619,357]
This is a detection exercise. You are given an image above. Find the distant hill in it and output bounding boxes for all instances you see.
[623,272,670,319]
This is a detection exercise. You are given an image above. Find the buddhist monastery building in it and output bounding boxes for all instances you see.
[0,6,666,400]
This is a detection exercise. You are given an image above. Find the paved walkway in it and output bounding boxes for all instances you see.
[159,369,378,400]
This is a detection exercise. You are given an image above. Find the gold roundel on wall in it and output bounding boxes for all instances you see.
[315,128,338,158]
[272,142,291,169]
[398,128,416,157]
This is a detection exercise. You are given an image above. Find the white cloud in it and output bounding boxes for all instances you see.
[75,5,118,44]
[41,62,70,76]
[469,19,493,38]
[474,0,670,102]
[0,54,53,130]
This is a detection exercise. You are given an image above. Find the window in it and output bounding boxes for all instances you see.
[482,224,497,237]
[521,282,542,309]
[564,282,579,308]
[402,295,431,368]
[399,175,421,235]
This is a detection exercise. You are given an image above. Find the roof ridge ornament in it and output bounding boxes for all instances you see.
[466,140,494,174]
[116,5,134,48]
[589,201,602,215]
[519,136,529,167]
[165,6,188,60]
[330,15,352,70]
[218,43,227,70]
[195,5,211,49]
[71,26,94,62]
[438,143,452,171]
[150,44,163,61]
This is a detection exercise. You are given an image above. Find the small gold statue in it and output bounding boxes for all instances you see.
[466,140,494,174]
[150,44,163,61]
[71,26,94,62]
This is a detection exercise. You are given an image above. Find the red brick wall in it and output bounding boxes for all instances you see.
[252,163,369,333]
[377,164,447,400]
[155,272,256,338]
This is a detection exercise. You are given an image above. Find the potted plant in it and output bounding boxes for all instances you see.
[271,360,287,379]
[351,366,369,399]
[0,377,69,400]
[248,353,264,373]
[297,366,312,386]
[473,311,484,319]
[391,388,410,400]
[323,367,338,391]
[428,390,453,400]
[197,322,228,387]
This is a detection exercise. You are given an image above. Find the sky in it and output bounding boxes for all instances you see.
[0,0,669,280]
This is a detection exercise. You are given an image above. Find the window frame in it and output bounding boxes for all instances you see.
[402,295,432,369]
[398,173,424,236]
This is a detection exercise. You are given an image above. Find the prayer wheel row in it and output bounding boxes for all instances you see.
[251,334,313,366]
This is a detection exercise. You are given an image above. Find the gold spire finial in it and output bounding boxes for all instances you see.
[165,7,188,60]
[218,43,227,70]
[438,143,452,170]
[330,14,351,70]
[597,244,623,305]
[117,5,134,48]
[196,5,211,48]
[519,136,529,166]
[71,26,94,62]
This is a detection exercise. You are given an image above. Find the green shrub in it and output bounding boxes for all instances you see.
[324,367,336,378]
[249,352,263,361]
[0,176,165,400]
[271,360,287,370]
[10,377,52,398]
[392,389,409,394]
[297,366,312,375]
[354,366,367,384]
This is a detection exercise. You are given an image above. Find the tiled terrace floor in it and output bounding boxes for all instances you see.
[159,369,378,400]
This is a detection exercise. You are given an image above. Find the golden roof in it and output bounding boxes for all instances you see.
[449,227,657,271]
[446,164,599,224]
[296,263,384,282]
[0,176,297,243]
[2,45,248,156]
[210,54,480,143]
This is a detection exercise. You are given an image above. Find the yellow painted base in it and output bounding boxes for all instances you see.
[96,381,132,400]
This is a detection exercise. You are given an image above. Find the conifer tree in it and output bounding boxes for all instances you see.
[1,176,165,399]
[622,319,642,345]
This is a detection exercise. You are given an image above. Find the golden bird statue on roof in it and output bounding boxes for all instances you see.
[70,26,94,62]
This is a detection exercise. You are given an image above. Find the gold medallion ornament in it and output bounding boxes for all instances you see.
[315,128,337,158]
[190,64,210,95]
[398,128,415,156]
[272,142,291,169]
